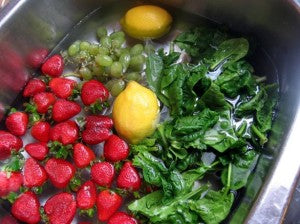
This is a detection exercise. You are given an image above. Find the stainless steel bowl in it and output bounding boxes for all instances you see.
[0,0,300,223]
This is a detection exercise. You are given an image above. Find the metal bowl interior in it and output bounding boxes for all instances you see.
[0,0,300,223]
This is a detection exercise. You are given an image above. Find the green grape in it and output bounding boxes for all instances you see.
[112,36,125,49]
[105,80,115,91]
[125,72,141,81]
[80,41,91,51]
[95,54,113,67]
[91,63,104,75]
[79,67,92,80]
[74,50,91,64]
[110,79,125,97]
[129,55,145,71]
[97,27,107,38]
[68,41,80,57]
[120,47,130,55]
[110,31,125,39]
[110,62,123,78]
[110,54,118,61]
[100,36,112,48]
[96,75,108,83]
[105,66,111,74]
[114,48,123,58]
[130,44,144,56]
[88,44,99,56]
[119,52,131,72]
[98,46,109,55]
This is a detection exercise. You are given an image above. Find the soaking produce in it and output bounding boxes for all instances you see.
[0,4,278,224]
[120,5,173,39]
[113,81,160,144]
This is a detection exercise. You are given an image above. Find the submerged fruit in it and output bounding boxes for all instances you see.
[120,5,172,39]
[112,81,159,144]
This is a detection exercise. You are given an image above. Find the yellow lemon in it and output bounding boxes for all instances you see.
[120,5,172,39]
[112,81,160,144]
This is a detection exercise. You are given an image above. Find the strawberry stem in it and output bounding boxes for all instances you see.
[79,208,95,217]
[32,186,43,195]
[5,192,18,204]
[88,100,110,114]
[48,141,72,159]
[40,207,49,223]
[69,87,80,100]
[75,116,86,129]
[4,151,24,172]
[69,176,82,192]
[8,107,17,115]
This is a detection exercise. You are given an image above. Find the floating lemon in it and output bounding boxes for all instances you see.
[112,81,160,144]
[120,5,172,40]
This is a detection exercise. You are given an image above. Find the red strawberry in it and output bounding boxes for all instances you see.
[50,120,79,145]
[81,80,109,106]
[25,142,48,160]
[85,115,113,129]
[5,111,28,136]
[7,172,23,193]
[0,131,23,160]
[31,121,50,142]
[26,48,48,69]
[44,192,76,224]
[108,212,138,224]
[11,191,41,224]
[52,99,81,122]
[33,92,56,114]
[41,54,64,77]
[76,180,97,210]
[82,127,111,145]
[49,77,77,99]
[117,162,141,191]
[96,190,122,221]
[23,158,47,188]
[0,214,19,224]
[73,143,95,168]
[104,135,129,162]
[91,162,115,187]
[23,78,46,97]
[45,158,75,188]
[0,171,10,197]
[0,171,23,197]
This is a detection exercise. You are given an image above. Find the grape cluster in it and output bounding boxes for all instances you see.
[65,27,145,97]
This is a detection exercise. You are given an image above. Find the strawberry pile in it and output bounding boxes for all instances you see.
[0,54,141,224]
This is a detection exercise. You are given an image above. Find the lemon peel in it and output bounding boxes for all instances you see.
[120,5,172,40]
[112,81,160,144]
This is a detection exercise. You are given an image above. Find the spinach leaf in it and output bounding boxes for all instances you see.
[129,185,209,224]
[200,83,229,111]
[158,48,181,66]
[160,64,189,116]
[156,109,219,152]
[189,190,234,224]
[215,61,256,98]
[133,150,215,200]
[203,110,239,152]
[183,64,208,114]
[235,83,278,145]
[174,108,219,135]
[235,87,267,117]
[133,151,168,187]
[146,51,164,94]
[256,83,278,132]
[221,150,259,190]
[207,38,249,70]
[174,27,228,59]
